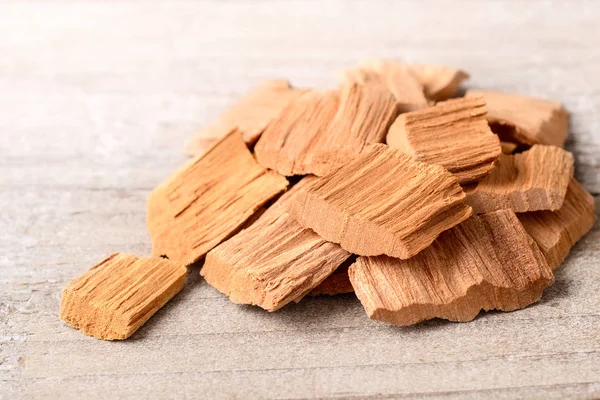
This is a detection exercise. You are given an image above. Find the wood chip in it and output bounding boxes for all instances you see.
[254,90,340,175]
[409,64,469,101]
[348,210,554,326]
[184,79,304,155]
[466,145,574,213]
[285,143,472,258]
[340,59,428,112]
[60,253,187,340]
[148,130,288,265]
[466,89,569,147]
[256,83,399,176]
[201,177,351,311]
[308,261,354,297]
[518,179,596,269]
[386,96,501,184]
[501,141,518,154]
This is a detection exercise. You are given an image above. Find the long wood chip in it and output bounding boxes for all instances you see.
[184,79,304,155]
[201,177,351,311]
[348,210,554,326]
[60,253,187,340]
[285,143,472,258]
[387,96,501,184]
[466,145,574,213]
[466,89,569,147]
[518,179,596,269]
[257,82,398,176]
[148,130,288,265]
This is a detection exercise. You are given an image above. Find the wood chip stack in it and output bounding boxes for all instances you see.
[60,59,596,339]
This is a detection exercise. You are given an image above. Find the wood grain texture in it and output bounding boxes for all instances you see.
[349,210,554,326]
[386,96,501,184]
[60,253,187,340]
[147,130,288,265]
[201,178,351,311]
[2,1,599,399]
[466,89,570,147]
[467,145,575,213]
[285,143,472,258]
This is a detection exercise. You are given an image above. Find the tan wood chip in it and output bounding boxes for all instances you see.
[60,253,187,340]
[348,210,554,326]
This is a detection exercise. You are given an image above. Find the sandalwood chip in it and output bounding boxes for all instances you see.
[254,90,340,175]
[518,179,596,269]
[184,79,304,155]
[340,59,428,112]
[466,89,569,147]
[467,145,574,213]
[387,96,501,184]
[308,261,354,297]
[257,82,398,176]
[409,64,469,101]
[201,177,351,311]
[148,130,288,265]
[285,143,472,258]
[60,253,187,340]
[348,210,554,326]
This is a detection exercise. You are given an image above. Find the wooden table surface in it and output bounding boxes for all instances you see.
[2,1,599,399]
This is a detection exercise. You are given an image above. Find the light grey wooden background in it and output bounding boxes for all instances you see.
[1,1,599,399]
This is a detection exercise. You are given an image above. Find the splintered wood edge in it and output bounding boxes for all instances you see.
[285,144,472,258]
[348,210,554,326]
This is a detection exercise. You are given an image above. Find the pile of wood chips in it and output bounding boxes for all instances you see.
[59,59,596,340]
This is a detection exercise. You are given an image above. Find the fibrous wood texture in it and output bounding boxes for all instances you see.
[255,83,398,176]
[340,59,428,112]
[409,64,469,101]
[147,130,288,265]
[308,261,354,297]
[60,253,187,340]
[253,90,340,175]
[466,89,570,147]
[348,210,554,326]
[519,179,596,269]
[386,96,501,184]
[201,177,351,311]
[467,145,574,213]
[184,79,304,155]
[285,143,472,258]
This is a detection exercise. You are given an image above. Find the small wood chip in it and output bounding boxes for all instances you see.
[518,179,596,269]
[348,210,554,326]
[254,90,340,175]
[184,79,304,155]
[201,177,351,311]
[60,253,187,340]
[285,143,472,258]
[466,145,574,213]
[386,96,501,184]
[409,64,469,101]
[340,59,428,112]
[148,130,288,265]
[466,89,569,147]
[256,82,399,176]
[500,141,518,154]
[308,260,355,297]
